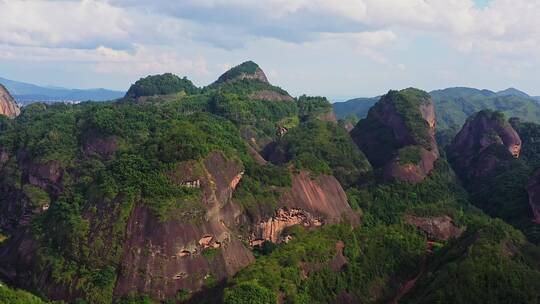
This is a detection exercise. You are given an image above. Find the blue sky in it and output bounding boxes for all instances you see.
[0,0,538,101]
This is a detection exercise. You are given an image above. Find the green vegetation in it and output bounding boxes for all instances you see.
[214,61,261,84]
[0,98,251,303]
[0,283,47,304]
[297,95,333,121]
[334,87,540,131]
[351,88,434,170]
[385,88,433,150]
[333,97,379,121]
[511,118,540,168]
[1,68,539,304]
[226,161,540,304]
[431,87,540,130]
[272,119,371,186]
[224,281,276,304]
[398,146,423,165]
[125,73,200,98]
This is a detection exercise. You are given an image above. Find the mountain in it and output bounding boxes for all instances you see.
[332,97,379,121]
[124,73,200,100]
[0,84,20,118]
[0,64,539,303]
[448,110,539,242]
[334,87,540,130]
[0,77,124,104]
[351,88,439,184]
[431,87,540,129]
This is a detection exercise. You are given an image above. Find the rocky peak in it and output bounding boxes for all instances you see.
[351,88,439,184]
[448,110,521,180]
[0,84,20,118]
[214,61,269,85]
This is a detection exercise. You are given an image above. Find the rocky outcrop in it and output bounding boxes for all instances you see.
[0,84,20,118]
[316,110,337,122]
[83,133,118,156]
[249,90,294,102]
[17,150,64,196]
[214,61,269,85]
[405,215,464,241]
[249,171,358,246]
[351,88,439,184]
[447,110,521,181]
[115,152,254,300]
[527,169,540,224]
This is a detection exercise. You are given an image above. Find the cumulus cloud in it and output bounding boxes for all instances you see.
[0,0,539,92]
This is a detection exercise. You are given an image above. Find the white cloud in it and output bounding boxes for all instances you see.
[1,0,540,93]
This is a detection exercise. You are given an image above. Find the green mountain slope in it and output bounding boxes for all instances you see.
[334,87,540,130]
[0,65,538,304]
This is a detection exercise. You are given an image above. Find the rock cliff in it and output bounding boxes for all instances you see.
[405,215,463,241]
[351,88,439,183]
[214,61,269,85]
[527,169,540,224]
[447,110,521,180]
[0,84,20,118]
[248,171,358,246]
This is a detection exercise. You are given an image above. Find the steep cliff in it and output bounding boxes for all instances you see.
[115,152,254,300]
[248,171,359,246]
[351,88,439,183]
[447,110,521,181]
[0,83,361,302]
[527,169,540,224]
[0,84,20,118]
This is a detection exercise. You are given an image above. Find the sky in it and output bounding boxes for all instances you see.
[0,0,539,101]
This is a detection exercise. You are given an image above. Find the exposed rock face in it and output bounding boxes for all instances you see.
[316,110,337,122]
[405,215,464,241]
[83,133,119,156]
[0,84,20,118]
[448,110,521,180]
[249,171,358,246]
[249,90,294,102]
[527,169,540,224]
[115,152,254,300]
[214,61,269,85]
[351,88,439,184]
[250,208,323,245]
[17,150,64,196]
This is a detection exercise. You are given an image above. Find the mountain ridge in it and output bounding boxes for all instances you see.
[0,77,125,104]
[334,86,540,130]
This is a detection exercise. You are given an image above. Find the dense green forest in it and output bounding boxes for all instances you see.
[0,64,539,303]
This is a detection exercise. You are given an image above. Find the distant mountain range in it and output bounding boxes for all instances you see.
[334,87,540,130]
[0,77,125,105]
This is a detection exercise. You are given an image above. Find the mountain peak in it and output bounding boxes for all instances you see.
[496,87,530,98]
[124,73,200,99]
[214,61,269,85]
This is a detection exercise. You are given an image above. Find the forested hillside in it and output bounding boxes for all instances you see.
[0,63,539,303]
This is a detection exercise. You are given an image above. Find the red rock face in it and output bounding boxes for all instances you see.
[405,215,464,241]
[527,169,540,224]
[83,134,119,156]
[249,171,359,245]
[249,90,294,102]
[0,84,20,118]
[448,111,521,180]
[115,152,254,300]
[384,147,438,184]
